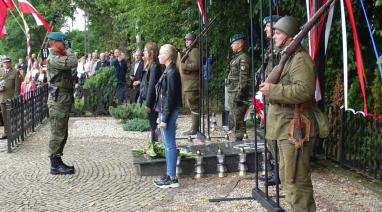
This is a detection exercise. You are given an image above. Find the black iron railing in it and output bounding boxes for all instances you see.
[325,106,382,182]
[6,84,49,153]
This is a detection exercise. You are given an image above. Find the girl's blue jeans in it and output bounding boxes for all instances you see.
[159,109,179,177]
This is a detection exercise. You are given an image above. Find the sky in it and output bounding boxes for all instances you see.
[61,8,86,32]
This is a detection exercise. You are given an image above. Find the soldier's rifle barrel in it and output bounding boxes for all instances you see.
[265,0,336,84]
[181,16,218,63]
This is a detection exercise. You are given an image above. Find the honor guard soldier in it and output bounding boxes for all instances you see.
[46,32,78,175]
[263,15,281,77]
[258,15,282,186]
[181,33,200,136]
[227,33,250,141]
[0,56,21,139]
[260,16,317,211]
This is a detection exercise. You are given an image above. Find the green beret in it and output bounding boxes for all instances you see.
[47,32,67,41]
[263,15,281,25]
[229,33,246,44]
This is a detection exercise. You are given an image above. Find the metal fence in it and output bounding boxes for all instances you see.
[6,84,49,153]
[325,105,382,182]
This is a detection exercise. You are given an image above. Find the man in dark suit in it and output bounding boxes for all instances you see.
[129,50,144,104]
[95,53,110,71]
[111,49,128,104]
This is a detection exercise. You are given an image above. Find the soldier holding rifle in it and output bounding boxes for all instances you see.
[260,16,317,211]
[180,33,200,136]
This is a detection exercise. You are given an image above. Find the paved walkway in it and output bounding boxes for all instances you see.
[0,117,164,211]
[0,116,381,211]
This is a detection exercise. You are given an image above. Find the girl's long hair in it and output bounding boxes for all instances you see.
[144,42,159,70]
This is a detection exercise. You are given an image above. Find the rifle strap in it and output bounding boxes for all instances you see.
[288,104,312,149]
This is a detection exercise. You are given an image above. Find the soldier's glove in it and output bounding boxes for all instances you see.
[64,40,72,49]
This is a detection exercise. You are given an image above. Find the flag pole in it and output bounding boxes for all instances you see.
[11,0,32,73]
[9,10,26,35]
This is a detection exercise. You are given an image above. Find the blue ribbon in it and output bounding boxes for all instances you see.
[360,0,382,80]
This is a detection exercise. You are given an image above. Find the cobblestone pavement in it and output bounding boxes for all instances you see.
[0,117,165,211]
[0,116,381,212]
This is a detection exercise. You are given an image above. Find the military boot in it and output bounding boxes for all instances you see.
[260,169,280,186]
[50,155,75,175]
[57,157,75,171]
[266,172,281,186]
[182,114,199,135]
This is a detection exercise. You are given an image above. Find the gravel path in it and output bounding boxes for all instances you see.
[0,115,381,211]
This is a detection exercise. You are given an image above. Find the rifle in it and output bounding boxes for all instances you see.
[262,0,336,183]
[181,16,218,63]
[265,0,336,84]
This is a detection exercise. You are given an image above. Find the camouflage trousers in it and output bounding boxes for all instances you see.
[48,93,72,156]
[184,91,199,114]
[278,138,316,212]
[228,92,246,139]
[266,139,277,166]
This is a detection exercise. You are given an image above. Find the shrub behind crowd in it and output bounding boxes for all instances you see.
[73,67,117,116]
[109,104,147,120]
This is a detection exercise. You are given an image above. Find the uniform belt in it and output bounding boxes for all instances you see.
[277,101,312,109]
[183,69,198,75]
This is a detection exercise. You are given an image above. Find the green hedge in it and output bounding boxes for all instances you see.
[109,104,147,120]
[123,118,150,132]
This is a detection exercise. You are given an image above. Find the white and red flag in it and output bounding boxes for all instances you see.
[196,0,207,24]
[18,0,51,32]
[0,0,9,37]
[3,0,14,10]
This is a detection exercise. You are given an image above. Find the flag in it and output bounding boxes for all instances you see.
[0,0,8,37]
[18,0,51,32]
[197,0,207,24]
[3,0,14,10]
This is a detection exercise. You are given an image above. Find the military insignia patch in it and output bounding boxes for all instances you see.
[240,65,246,71]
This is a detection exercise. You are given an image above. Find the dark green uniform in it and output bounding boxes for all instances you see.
[47,49,77,156]
[228,50,250,140]
[0,67,21,136]
[180,47,200,134]
[263,44,280,168]
[266,45,316,211]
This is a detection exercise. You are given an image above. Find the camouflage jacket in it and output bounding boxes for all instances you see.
[227,50,250,97]
[47,49,78,92]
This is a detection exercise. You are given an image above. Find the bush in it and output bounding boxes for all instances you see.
[83,67,117,89]
[73,97,84,115]
[83,67,117,114]
[123,118,150,132]
[109,104,147,120]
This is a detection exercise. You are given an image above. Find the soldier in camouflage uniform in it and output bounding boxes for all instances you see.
[263,15,281,77]
[258,15,281,186]
[46,32,78,175]
[0,57,21,139]
[180,33,200,135]
[227,33,250,141]
[260,16,317,211]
